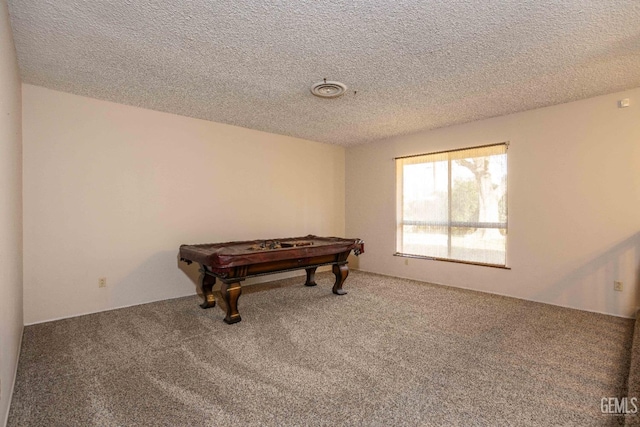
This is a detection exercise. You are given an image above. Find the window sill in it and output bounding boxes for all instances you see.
[393,253,511,270]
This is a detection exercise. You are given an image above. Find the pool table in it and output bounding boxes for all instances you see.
[179,235,364,324]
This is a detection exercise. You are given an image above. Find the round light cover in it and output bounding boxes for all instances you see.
[311,81,347,98]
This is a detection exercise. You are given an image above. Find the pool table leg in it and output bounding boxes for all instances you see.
[304,267,318,287]
[332,263,349,295]
[220,281,242,324]
[199,269,216,309]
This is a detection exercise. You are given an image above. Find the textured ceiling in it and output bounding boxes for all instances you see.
[7,1,640,146]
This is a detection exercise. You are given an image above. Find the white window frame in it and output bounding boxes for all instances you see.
[395,142,509,268]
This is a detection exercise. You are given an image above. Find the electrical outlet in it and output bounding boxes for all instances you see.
[614,281,623,292]
[404,258,409,266]
[99,277,107,288]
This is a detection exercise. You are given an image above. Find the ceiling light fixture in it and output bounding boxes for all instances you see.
[311,79,347,98]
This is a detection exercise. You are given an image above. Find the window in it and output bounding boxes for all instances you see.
[396,143,508,267]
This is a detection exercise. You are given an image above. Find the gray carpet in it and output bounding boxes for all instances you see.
[624,314,640,427]
[8,271,634,426]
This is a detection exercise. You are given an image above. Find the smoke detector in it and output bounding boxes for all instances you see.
[311,80,347,98]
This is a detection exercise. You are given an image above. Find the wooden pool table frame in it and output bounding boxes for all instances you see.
[179,236,364,324]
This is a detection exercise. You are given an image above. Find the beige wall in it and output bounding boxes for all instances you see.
[346,88,640,317]
[22,84,345,325]
[0,0,23,424]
